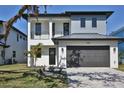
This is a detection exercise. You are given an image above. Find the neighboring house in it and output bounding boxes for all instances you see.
[110,27,124,52]
[0,20,27,64]
[23,11,124,68]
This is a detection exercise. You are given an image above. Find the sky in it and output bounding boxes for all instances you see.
[0,5,124,35]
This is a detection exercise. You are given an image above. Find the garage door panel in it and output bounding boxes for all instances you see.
[67,46,110,67]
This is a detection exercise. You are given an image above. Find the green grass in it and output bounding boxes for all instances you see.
[0,64,68,88]
[116,64,124,72]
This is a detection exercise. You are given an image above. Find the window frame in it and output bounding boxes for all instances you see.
[63,22,69,36]
[92,18,97,28]
[17,34,19,42]
[35,23,42,35]
[80,18,86,28]
[52,23,55,37]
[13,51,16,58]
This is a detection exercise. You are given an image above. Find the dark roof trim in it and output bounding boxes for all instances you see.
[22,14,70,20]
[65,11,113,19]
[11,26,27,37]
[52,38,124,41]
[22,11,113,20]
[0,41,10,47]
[0,20,27,37]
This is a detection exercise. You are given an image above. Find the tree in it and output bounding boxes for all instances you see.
[3,5,40,63]
[27,43,42,66]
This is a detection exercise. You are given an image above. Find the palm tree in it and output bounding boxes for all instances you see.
[27,43,42,66]
[3,5,40,64]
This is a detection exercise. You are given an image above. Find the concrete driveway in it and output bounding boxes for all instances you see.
[66,68,124,88]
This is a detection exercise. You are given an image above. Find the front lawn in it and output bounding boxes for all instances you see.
[116,64,124,72]
[0,64,68,88]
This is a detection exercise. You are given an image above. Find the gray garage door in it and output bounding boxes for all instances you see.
[67,46,110,67]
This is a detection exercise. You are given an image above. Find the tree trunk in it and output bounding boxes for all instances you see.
[3,39,7,64]
[33,57,36,67]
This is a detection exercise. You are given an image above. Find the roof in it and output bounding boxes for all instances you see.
[22,11,113,20]
[110,26,124,35]
[0,41,5,46]
[22,13,70,20]
[52,33,124,41]
[0,20,27,37]
[65,11,113,18]
[0,41,9,47]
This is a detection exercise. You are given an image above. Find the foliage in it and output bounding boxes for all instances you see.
[116,64,124,72]
[26,43,42,66]
[27,43,42,58]
[4,5,39,41]
[119,51,124,58]
[0,64,68,88]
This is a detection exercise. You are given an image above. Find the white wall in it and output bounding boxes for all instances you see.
[29,17,70,40]
[27,45,58,67]
[1,29,27,63]
[57,40,118,68]
[71,15,107,35]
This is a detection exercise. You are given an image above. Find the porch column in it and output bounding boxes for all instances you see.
[58,43,67,68]
[27,22,31,67]
[49,21,52,39]
[28,21,31,40]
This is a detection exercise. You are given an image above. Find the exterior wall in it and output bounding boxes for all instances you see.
[70,15,107,35]
[29,17,70,40]
[27,15,116,68]
[1,29,27,63]
[57,40,118,68]
[27,45,58,67]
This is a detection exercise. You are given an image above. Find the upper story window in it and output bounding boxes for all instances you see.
[52,23,55,37]
[80,18,85,28]
[17,34,19,42]
[35,23,41,35]
[63,23,69,36]
[20,35,22,39]
[92,18,97,28]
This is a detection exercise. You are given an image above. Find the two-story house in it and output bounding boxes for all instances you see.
[23,11,124,68]
[0,20,27,64]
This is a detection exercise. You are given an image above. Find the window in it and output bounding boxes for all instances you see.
[13,51,16,58]
[63,23,69,36]
[92,18,97,27]
[20,35,22,39]
[52,23,55,36]
[17,34,19,42]
[35,23,41,35]
[23,37,25,40]
[80,18,85,27]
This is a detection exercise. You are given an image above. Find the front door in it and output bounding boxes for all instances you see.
[63,23,69,36]
[49,48,56,65]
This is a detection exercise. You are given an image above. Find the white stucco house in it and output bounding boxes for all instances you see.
[0,20,27,64]
[24,11,124,68]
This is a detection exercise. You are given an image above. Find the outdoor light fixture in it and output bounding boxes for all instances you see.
[114,61,116,64]
[61,48,64,53]
[113,48,116,53]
